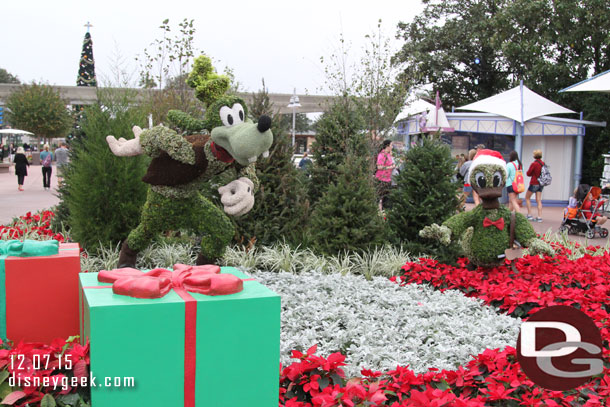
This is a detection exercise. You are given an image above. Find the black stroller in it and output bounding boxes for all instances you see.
[559,184,609,239]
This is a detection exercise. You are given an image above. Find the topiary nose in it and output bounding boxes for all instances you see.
[257,115,272,133]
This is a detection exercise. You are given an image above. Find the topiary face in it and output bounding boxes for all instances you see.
[204,96,249,131]
[207,96,273,166]
[470,163,506,199]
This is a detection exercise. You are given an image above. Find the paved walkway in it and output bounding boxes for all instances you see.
[464,203,609,247]
[0,163,60,225]
[0,163,607,247]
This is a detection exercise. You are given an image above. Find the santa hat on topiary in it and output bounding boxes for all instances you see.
[468,149,507,180]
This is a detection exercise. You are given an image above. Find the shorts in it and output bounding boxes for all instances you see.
[506,185,514,194]
[376,179,391,198]
[463,185,473,193]
[528,184,544,193]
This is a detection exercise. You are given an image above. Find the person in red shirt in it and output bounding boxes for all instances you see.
[525,149,544,222]
[375,140,395,211]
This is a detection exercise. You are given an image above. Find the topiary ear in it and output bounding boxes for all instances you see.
[187,55,231,107]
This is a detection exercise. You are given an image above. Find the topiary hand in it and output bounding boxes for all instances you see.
[218,177,255,217]
[419,224,452,246]
[525,238,554,257]
[106,126,143,156]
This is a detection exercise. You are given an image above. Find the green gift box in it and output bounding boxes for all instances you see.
[79,267,280,407]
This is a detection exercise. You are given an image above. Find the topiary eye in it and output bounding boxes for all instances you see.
[219,106,235,127]
[475,172,486,188]
[231,103,245,124]
[492,171,503,187]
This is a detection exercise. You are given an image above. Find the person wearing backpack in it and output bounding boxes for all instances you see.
[525,149,546,222]
[40,144,53,191]
[506,150,524,212]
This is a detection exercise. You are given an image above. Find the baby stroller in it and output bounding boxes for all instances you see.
[559,184,609,239]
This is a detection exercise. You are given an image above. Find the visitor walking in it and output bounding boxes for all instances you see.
[525,149,545,222]
[506,150,522,212]
[14,147,29,191]
[9,144,15,163]
[299,152,312,171]
[40,144,53,190]
[375,140,395,211]
[54,143,69,185]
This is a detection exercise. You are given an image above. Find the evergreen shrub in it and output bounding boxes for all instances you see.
[62,91,150,251]
[308,98,368,204]
[307,155,386,256]
[387,136,462,263]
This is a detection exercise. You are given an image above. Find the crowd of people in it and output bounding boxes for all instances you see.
[1,142,69,192]
[455,146,550,221]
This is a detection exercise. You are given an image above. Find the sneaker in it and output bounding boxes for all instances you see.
[536,217,543,222]
[526,215,534,221]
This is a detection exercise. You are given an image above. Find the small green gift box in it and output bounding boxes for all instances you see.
[80,267,280,407]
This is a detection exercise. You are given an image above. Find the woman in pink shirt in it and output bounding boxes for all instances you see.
[375,140,395,211]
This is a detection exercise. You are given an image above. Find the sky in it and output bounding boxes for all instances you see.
[2,0,424,96]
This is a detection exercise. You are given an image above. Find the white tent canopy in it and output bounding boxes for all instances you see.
[395,94,454,132]
[394,99,436,122]
[457,84,575,124]
[560,69,610,93]
[0,129,34,135]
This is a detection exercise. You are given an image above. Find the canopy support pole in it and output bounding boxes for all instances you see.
[573,112,584,191]
[515,123,524,160]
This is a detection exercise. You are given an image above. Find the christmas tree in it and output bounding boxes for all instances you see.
[308,97,368,204]
[386,136,462,263]
[307,154,386,256]
[76,24,97,87]
[232,80,310,246]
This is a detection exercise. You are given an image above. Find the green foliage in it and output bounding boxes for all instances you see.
[0,68,20,84]
[6,83,72,141]
[307,155,386,256]
[232,83,310,246]
[387,137,461,263]
[308,98,368,203]
[279,113,311,133]
[166,109,206,134]
[187,55,231,107]
[63,90,150,251]
[395,0,610,183]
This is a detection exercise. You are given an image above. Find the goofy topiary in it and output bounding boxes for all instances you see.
[106,56,273,267]
[420,149,553,267]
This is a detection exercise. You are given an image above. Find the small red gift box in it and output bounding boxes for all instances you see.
[3,243,81,343]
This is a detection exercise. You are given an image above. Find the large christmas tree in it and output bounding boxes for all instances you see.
[76,26,97,87]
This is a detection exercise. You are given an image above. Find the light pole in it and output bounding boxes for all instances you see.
[287,88,301,150]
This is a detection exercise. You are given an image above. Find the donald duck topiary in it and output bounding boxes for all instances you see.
[106,55,273,268]
[420,149,553,267]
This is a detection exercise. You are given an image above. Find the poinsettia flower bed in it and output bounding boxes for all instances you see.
[251,270,521,378]
[0,337,90,407]
[278,249,610,406]
[0,211,66,242]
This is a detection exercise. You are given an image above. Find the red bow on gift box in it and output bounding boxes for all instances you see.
[98,264,243,299]
[483,216,505,231]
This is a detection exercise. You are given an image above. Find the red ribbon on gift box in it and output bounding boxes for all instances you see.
[85,264,252,407]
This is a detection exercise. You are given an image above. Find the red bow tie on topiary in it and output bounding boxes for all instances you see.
[483,217,505,231]
[98,264,243,298]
